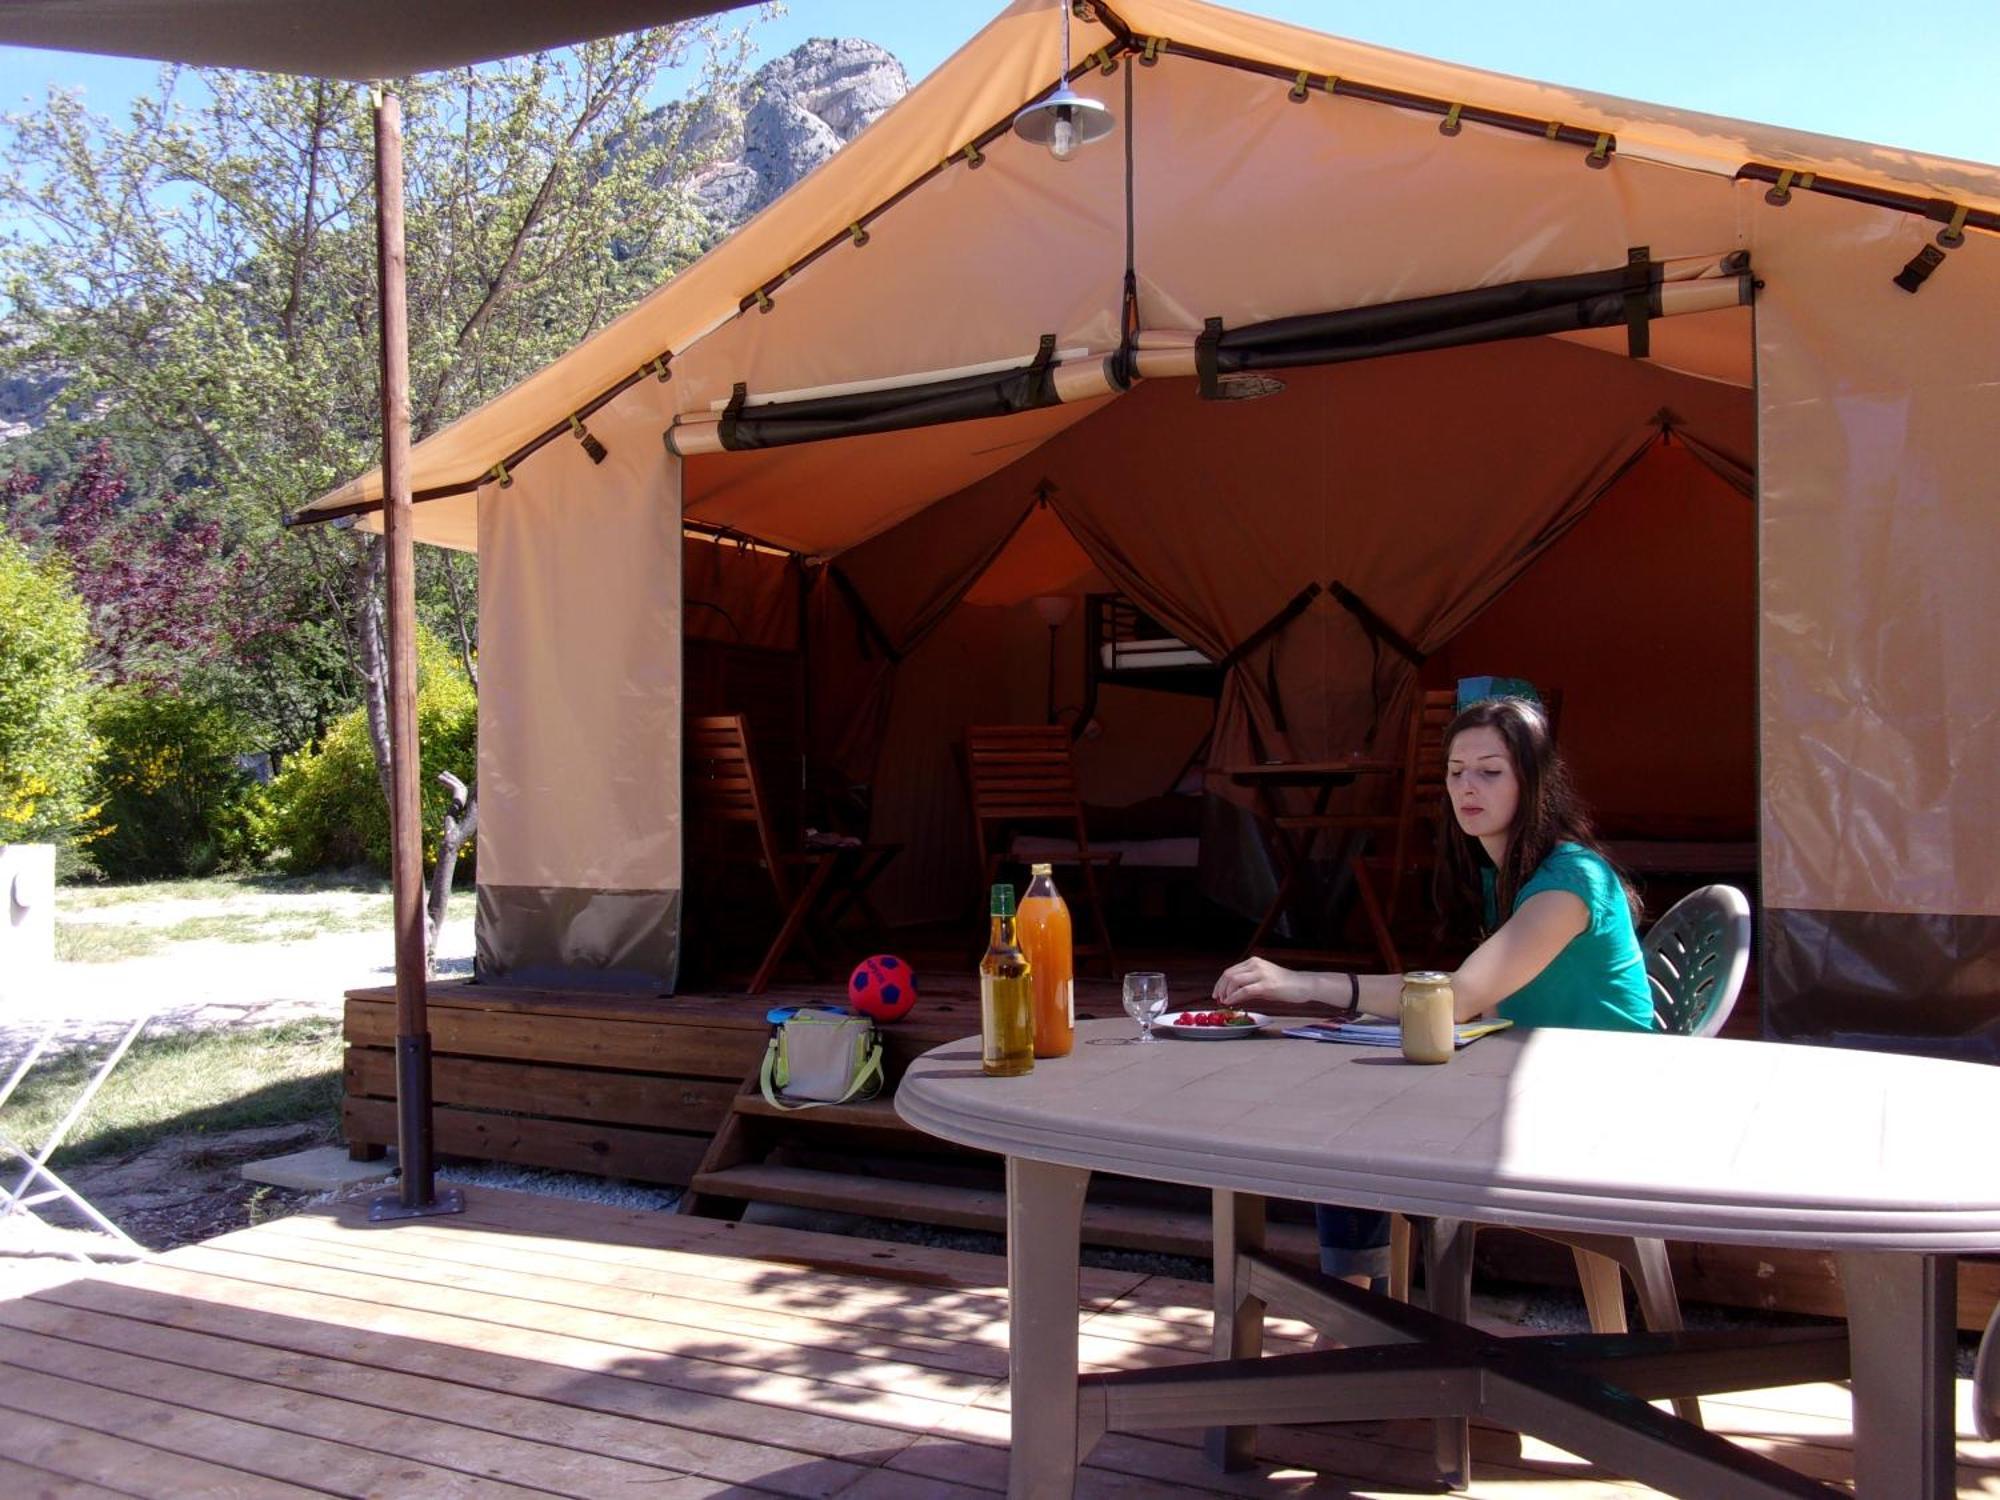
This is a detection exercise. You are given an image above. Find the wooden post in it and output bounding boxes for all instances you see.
[369,86,461,1222]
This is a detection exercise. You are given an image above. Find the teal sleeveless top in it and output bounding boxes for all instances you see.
[1481,842,1654,1032]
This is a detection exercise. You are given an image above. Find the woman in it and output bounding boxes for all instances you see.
[1212,695,1654,1285]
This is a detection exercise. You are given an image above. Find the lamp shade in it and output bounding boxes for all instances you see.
[1032,594,1077,628]
[1011,85,1115,161]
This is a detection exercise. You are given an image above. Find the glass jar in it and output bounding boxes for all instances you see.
[1399,971,1455,1064]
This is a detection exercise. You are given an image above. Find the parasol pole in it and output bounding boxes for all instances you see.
[368,85,462,1222]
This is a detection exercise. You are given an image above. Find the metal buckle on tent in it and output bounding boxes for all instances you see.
[1622,246,1653,360]
[1087,46,1118,75]
[719,382,749,449]
[1586,132,1612,168]
[1938,203,1969,248]
[1765,168,1815,206]
[961,140,985,169]
[1290,70,1312,102]
[1439,102,1464,136]
[1893,243,1946,294]
[1195,316,1224,400]
[1545,121,1563,140]
[488,461,512,489]
[847,221,870,248]
[751,286,774,314]
[648,354,672,382]
[568,414,607,465]
[1140,36,1164,66]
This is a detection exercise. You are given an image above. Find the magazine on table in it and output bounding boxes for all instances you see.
[1282,1017,1514,1049]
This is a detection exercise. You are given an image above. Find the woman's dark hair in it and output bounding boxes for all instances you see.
[1430,696,1638,941]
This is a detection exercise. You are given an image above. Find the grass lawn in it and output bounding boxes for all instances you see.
[57,871,391,910]
[2,1018,344,1167]
[54,872,400,962]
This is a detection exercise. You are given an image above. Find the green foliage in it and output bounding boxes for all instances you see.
[0,535,100,842]
[266,627,476,874]
[87,684,269,878]
[0,23,763,789]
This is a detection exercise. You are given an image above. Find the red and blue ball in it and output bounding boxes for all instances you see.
[848,954,916,1022]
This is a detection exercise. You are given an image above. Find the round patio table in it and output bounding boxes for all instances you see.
[897,1017,2000,1499]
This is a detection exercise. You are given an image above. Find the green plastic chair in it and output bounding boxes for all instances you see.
[1645,884,1754,1037]
[1424,884,1754,1430]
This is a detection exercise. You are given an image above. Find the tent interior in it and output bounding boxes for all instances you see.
[678,325,1756,964]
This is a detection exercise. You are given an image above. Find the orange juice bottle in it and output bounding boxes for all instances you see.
[1018,863,1075,1058]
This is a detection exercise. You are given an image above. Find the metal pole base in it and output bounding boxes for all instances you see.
[368,1183,466,1222]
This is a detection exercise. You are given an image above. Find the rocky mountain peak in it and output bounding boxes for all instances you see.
[681,37,910,239]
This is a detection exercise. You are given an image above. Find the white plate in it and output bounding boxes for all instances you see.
[1155,1011,1273,1039]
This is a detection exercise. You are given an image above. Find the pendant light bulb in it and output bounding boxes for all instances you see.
[1050,107,1078,162]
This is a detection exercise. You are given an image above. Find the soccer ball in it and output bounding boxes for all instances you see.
[848,954,917,1022]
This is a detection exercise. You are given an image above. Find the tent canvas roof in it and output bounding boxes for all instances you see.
[296,0,2000,538]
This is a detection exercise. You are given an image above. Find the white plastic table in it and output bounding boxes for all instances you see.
[897,1019,2000,1498]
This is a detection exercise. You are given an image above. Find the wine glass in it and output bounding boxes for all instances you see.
[1122,971,1169,1043]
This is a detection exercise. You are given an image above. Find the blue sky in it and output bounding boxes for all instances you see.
[0,1,1995,164]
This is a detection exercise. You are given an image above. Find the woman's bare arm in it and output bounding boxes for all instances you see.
[1215,890,1588,1023]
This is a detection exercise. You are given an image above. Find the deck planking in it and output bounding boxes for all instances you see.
[0,1187,1994,1498]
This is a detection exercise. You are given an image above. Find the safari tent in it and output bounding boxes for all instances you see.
[300,0,2000,1053]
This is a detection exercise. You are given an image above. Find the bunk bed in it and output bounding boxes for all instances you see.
[1076,592,1224,735]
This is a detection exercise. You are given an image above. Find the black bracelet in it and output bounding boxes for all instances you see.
[1345,971,1360,1011]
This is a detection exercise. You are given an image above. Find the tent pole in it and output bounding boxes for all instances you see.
[369,86,462,1223]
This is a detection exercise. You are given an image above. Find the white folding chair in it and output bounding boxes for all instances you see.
[0,1009,153,1261]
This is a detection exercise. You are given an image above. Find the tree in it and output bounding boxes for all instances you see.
[0,535,99,843]
[2,22,760,935]
[4,441,252,687]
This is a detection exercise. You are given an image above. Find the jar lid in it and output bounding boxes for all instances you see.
[1402,970,1453,985]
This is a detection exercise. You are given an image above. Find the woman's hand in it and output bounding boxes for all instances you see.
[1212,956,1321,1008]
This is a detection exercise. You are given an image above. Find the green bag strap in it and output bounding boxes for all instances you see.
[837,1039,884,1105]
[759,1034,790,1109]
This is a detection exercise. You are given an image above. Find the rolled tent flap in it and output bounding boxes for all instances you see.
[1136,256,1752,380]
[667,346,1129,457]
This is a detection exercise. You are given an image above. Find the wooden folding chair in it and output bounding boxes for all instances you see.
[1351,688,1561,971]
[687,714,839,996]
[963,725,1118,971]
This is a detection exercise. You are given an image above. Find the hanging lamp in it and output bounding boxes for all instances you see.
[1011,2,1114,161]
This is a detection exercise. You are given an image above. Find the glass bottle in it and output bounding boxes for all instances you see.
[980,884,1035,1076]
[1018,863,1075,1058]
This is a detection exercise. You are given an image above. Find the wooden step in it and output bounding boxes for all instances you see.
[727,1094,918,1131]
[688,1163,1318,1261]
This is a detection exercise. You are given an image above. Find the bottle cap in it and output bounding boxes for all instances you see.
[1030,862,1053,876]
[990,883,1017,917]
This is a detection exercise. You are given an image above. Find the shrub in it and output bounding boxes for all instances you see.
[87,684,269,878]
[265,627,476,876]
[0,535,99,844]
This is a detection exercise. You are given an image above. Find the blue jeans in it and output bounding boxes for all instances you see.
[1315,1204,1391,1289]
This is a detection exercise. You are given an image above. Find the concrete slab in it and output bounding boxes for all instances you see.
[242,1145,395,1192]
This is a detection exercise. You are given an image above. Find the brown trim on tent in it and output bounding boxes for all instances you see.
[1136,34,1617,155]
[1736,163,2000,238]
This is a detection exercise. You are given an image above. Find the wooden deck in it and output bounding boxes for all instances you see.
[1,1188,1996,1497]
[342,969,2000,1334]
